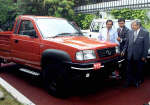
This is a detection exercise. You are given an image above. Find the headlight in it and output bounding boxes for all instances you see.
[76,50,96,61]
[76,51,84,61]
[148,49,150,54]
[115,46,120,54]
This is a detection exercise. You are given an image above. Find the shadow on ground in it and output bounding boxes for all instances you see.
[0,63,150,98]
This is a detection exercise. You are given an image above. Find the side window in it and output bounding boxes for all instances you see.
[18,20,36,37]
[91,22,100,32]
[101,22,106,30]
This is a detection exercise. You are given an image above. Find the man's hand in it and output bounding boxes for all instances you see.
[117,37,121,42]
[141,57,147,62]
[121,52,125,56]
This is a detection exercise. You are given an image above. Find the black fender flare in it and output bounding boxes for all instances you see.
[41,49,71,68]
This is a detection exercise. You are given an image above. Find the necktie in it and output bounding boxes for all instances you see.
[134,31,137,42]
[118,28,122,37]
[107,30,110,41]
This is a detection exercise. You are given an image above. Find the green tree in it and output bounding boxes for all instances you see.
[111,8,149,23]
[19,0,75,20]
[111,8,150,31]
[44,0,75,20]
[74,0,90,7]
[74,14,96,29]
[0,0,17,24]
[16,0,43,15]
[0,0,22,30]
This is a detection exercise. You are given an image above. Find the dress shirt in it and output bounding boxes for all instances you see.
[99,28,119,44]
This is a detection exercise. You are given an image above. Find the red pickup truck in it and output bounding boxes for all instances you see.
[0,15,122,97]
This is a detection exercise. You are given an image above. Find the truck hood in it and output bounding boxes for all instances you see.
[45,36,117,50]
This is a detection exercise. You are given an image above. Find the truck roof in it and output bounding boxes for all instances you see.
[18,15,64,20]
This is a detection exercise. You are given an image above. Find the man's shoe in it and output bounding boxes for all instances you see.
[135,82,140,88]
[139,80,144,84]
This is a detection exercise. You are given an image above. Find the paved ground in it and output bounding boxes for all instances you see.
[0,64,150,105]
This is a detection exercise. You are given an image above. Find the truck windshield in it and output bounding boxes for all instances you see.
[36,18,82,38]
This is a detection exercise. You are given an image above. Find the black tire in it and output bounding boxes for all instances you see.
[0,58,3,68]
[42,62,70,98]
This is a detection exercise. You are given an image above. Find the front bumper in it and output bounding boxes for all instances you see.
[66,56,124,80]
[147,54,150,61]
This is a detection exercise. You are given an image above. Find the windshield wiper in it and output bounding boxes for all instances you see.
[72,32,83,36]
[45,34,65,38]
[45,36,59,38]
[57,32,83,36]
[45,32,83,38]
[56,33,73,35]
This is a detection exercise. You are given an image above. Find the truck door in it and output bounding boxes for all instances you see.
[12,20,40,68]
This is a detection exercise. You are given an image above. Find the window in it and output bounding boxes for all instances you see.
[90,22,102,32]
[36,18,81,38]
[18,20,36,37]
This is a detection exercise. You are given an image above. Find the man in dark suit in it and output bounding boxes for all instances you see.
[122,20,149,88]
[117,18,129,52]
[116,18,129,78]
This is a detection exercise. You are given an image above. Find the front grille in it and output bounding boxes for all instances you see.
[97,47,116,58]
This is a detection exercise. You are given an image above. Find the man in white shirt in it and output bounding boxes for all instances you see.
[99,20,120,79]
[99,20,119,44]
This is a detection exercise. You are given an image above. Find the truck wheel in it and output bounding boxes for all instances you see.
[0,58,3,67]
[42,62,70,98]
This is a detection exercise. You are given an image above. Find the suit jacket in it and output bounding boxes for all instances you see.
[117,26,129,52]
[123,28,149,61]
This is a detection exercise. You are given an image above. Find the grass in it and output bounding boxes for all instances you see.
[0,85,23,105]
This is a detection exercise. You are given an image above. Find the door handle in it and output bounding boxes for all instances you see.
[14,39,19,43]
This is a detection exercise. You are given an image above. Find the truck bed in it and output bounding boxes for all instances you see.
[0,31,12,60]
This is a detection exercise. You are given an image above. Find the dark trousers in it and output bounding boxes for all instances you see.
[126,57,144,84]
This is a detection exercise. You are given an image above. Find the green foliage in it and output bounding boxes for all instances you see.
[0,0,18,24]
[74,0,92,7]
[0,0,75,30]
[16,0,43,15]
[45,0,75,20]
[111,8,149,22]
[17,0,75,20]
[143,23,150,32]
[74,14,96,29]
[111,8,150,31]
